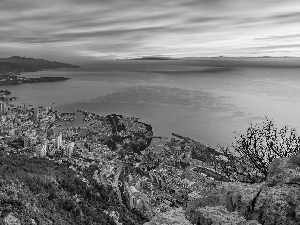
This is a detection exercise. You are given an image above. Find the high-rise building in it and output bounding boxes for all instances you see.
[33,107,39,119]
[41,141,48,157]
[56,132,62,149]
[64,142,75,158]
[0,101,7,115]
[67,129,73,138]
[23,103,28,112]
[24,137,32,149]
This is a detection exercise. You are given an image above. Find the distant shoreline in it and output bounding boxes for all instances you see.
[124,56,300,68]
[0,56,79,85]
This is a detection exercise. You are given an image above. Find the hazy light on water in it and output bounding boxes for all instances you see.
[6,61,300,147]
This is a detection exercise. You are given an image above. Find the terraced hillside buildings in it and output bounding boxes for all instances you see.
[0,101,230,224]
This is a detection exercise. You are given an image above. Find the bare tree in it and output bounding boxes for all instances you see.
[218,117,300,183]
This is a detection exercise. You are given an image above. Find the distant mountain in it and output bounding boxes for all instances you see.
[0,57,79,84]
[128,56,300,68]
[129,56,178,60]
[0,56,79,71]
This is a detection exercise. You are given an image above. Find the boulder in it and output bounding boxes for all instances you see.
[4,213,21,225]
[251,185,300,225]
[249,156,300,225]
[186,155,300,225]
[219,182,263,215]
[216,156,300,224]
[267,157,300,187]
[185,182,263,220]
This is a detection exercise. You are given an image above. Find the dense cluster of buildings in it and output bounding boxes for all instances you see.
[0,100,228,220]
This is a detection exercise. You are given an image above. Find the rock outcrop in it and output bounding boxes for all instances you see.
[144,208,192,225]
[3,213,21,225]
[190,206,260,225]
[249,156,300,225]
[182,155,300,225]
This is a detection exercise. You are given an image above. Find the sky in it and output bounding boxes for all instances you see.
[1,0,300,63]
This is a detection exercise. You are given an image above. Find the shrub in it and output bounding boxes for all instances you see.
[219,117,300,183]
[60,198,76,212]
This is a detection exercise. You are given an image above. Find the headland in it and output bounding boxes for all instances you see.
[0,56,79,85]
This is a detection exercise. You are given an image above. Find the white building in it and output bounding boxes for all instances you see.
[1,115,6,123]
[0,101,7,115]
[56,132,62,149]
[8,129,15,136]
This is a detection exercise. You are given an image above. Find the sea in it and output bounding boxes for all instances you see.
[3,59,300,148]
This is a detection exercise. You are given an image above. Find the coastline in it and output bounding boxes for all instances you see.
[0,57,79,85]
[0,100,225,223]
[0,74,70,85]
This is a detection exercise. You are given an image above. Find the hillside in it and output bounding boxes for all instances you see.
[0,62,37,75]
[0,156,146,225]
[0,56,79,71]
[0,57,77,84]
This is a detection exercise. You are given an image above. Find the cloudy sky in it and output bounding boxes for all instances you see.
[1,0,300,62]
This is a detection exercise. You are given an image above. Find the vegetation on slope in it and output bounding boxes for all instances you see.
[0,62,37,75]
[0,156,147,225]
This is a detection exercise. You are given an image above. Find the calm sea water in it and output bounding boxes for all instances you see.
[4,60,300,147]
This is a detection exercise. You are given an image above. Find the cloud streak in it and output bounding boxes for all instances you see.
[0,0,300,62]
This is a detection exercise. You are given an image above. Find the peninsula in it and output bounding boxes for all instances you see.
[0,56,79,85]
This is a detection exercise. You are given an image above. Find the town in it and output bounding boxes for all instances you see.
[0,99,229,222]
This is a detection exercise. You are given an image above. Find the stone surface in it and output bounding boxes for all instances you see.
[190,205,261,225]
[185,156,300,225]
[219,182,263,214]
[267,157,300,186]
[249,156,300,225]
[144,208,192,225]
[4,213,21,225]
[214,156,300,225]
[185,181,263,221]
[251,185,300,225]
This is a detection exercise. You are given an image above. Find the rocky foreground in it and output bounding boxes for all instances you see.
[2,151,299,224]
[147,155,300,225]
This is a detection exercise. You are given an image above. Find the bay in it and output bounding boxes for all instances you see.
[4,59,300,147]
